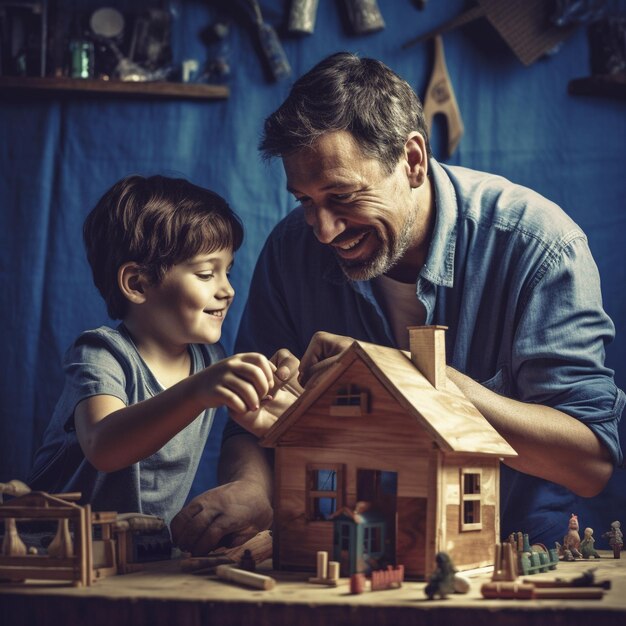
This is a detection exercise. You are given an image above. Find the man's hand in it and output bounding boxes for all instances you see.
[170,480,273,555]
[299,331,355,387]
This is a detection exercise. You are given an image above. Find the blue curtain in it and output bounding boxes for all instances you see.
[1,0,624,540]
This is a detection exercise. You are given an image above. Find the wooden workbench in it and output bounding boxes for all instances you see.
[1,552,625,626]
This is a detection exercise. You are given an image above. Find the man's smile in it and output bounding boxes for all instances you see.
[331,230,372,258]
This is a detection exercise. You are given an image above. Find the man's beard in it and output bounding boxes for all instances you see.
[337,210,417,281]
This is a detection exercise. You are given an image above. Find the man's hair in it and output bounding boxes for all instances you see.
[260,52,431,173]
[83,175,243,320]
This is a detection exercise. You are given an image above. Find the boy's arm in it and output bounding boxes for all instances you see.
[170,349,300,555]
[75,353,275,473]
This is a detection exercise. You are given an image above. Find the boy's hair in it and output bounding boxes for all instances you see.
[84,175,243,320]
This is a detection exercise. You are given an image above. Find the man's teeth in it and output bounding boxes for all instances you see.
[339,234,365,250]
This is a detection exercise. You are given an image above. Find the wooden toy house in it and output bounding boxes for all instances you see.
[260,326,517,579]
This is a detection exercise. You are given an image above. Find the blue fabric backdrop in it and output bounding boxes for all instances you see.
[1,0,624,542]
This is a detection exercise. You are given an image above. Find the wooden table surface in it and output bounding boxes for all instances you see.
[1,551,626,626]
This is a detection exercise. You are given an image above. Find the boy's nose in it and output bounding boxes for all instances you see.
[217,278,235,299]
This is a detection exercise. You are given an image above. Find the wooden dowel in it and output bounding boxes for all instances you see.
[53,492,82,501]
[215,565,276,590]
[180,555,235,572]
[481,582,604,600]
[522,578,611,590]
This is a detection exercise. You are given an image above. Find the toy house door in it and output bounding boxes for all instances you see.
[356,469,397,568]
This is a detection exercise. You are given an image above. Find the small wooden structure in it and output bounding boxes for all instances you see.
[261,326,517,579]
[0,491,167,586]
[0,491,98,586]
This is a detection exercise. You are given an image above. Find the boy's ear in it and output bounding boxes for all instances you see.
[118,262,148,304]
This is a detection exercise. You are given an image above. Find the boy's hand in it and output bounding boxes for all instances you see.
[230,349,302,436]
[202,353,275,414]
[170,480,272,555]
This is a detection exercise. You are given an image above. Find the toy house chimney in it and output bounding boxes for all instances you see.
[407,325,448,390]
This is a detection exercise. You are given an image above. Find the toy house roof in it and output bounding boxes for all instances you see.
[260,340,517,458]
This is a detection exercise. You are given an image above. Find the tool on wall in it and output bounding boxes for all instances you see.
[403,0,577,66]
[342,0,385,35]
[234,0,291,81]
[288,0,319,35]
[422,35,464,159]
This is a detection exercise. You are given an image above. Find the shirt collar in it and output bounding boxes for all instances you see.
[420,158,457,288]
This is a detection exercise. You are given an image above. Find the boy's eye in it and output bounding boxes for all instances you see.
[196,273,214,281]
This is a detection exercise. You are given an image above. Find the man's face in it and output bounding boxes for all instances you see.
[284,131,419,281]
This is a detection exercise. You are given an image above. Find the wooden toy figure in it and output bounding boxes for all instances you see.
[563,514,583,559]
[424,552,456,600]
[602,521,623,559]
[580,528,601,559]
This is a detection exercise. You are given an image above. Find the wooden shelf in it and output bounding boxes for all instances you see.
[0,76,229,100]
[568,74,626,101]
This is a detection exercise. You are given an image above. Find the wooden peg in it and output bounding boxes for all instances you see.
[1,518,27,556]
[423,36,464,158]
[48,518,74,558]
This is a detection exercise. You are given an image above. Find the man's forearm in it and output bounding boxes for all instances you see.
[447,367,613,497]
[217,434,273,499]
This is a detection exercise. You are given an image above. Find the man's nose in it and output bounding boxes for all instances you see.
[305,205,345,244]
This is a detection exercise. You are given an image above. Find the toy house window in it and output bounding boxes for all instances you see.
[460,469,482,531]
[363,525,383,554]
[329,384,369,416]
[306,463,344,521]
[339,523,351,550]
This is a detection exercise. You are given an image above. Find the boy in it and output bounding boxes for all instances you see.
[28,175,296,526]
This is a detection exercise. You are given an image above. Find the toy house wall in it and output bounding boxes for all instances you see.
[438,454,500,570]
[272,359,439,578]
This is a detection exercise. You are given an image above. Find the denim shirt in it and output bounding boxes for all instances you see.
[234,159,624,545]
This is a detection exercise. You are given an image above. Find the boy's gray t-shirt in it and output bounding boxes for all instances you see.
[28,324,224,525]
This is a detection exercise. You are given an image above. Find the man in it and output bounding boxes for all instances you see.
[171,52,623,555]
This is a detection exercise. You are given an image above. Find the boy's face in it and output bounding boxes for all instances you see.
[142,248,235,346]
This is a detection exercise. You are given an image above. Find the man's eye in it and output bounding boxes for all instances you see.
[334,193,353,201]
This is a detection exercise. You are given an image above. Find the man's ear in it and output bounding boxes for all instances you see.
[404,132,428,188]
[118,262,148,305]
